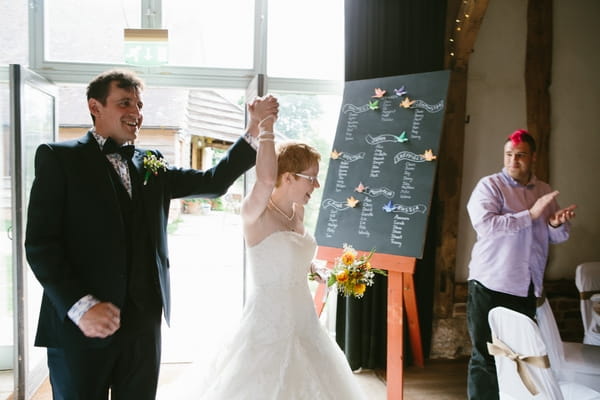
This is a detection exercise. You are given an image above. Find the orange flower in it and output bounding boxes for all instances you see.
[341,252,355,266]
[354,283,366,295]
[336,270,349,283]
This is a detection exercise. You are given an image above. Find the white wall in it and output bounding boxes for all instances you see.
[455,0,600,281]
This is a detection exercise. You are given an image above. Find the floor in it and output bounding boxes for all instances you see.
[22,357,468,400]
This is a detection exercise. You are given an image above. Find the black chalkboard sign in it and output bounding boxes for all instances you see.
[315,70,450,259]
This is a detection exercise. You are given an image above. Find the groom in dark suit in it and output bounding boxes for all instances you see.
[25,69,278,400]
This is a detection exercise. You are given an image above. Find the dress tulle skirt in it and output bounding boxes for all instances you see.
[159,232,367,400]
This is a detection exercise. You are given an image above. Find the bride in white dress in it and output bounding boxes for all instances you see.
[177,96,367,400]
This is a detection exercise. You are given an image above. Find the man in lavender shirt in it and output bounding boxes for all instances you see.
[465,129,577,400]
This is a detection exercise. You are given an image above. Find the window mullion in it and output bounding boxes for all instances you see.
[142,0,162,28]
[254,0,268,76]
[29,0,45,69]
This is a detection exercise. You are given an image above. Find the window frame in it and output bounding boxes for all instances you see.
[28,0,342,94]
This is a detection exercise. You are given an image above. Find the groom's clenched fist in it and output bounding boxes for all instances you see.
[78,302,121,338]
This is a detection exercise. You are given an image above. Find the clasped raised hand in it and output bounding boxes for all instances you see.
[248,94,279,129]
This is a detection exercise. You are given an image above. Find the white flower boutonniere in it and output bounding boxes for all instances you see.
[142,151,168,185]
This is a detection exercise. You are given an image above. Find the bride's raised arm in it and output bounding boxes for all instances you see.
[241,96,278,226]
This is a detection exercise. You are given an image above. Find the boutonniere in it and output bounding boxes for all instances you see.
[142,151,168,185]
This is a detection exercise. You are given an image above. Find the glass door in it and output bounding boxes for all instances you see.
[9,64,57,400]
[0,65,13,400]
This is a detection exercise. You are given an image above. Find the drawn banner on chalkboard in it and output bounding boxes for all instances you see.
[331,151,366,162]
[382,201,428,214]
[411,99,445,113]
[322,198,353,211]
[393,151,429,163]
[341,104,371,114]
[355,184,395,199]
[365,134,408,145]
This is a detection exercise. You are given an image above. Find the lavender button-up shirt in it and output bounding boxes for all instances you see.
[467,168,570,297]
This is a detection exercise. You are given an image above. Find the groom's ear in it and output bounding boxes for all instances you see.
[88,98,101,117]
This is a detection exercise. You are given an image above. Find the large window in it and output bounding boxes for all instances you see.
[162,1,255,69]
[44,0,255,70]
[267,1,343,80]
[0,2,28,65]
[30,0,344,92]
[45,0,141,64]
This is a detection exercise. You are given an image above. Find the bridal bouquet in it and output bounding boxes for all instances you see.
[326,244,387,298]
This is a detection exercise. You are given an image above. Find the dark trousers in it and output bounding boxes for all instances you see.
[466,280,536,400]
[47,320,161,400]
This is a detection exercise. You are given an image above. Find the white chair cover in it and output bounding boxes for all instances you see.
[489,307,600,400]
[575,262,600,345]
[536,298,600,392]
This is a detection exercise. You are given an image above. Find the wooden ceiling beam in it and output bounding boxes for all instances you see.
[446,0,490,71]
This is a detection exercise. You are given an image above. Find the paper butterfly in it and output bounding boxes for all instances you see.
[331,149,343,160]
[372,88,387,98]
[355,182,367,193]
[383,201,395,213]
[369,100,380,110]
[422,149,437,161]
[346,196,360,208]
[400,97,415,108]
[396,131,408,143]
[394,86,407,97]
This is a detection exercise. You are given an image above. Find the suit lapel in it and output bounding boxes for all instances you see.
[131,150,159,246]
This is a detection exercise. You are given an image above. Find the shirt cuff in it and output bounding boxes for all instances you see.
[243,131,259,150]
[67,294,100,325]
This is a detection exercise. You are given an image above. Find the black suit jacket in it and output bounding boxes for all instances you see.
[25,131,256,348]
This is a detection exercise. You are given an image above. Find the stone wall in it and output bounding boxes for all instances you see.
[429,279,582,359]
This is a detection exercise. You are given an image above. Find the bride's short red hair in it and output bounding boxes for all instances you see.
[276,141,321,187]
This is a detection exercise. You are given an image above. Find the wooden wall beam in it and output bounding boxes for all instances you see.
[433,0,489,318]
[526,0,553,182]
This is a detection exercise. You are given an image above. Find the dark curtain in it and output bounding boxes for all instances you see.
[336,0,447,370]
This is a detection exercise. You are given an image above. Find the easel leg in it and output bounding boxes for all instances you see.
[403,272,424,367]
[387,270,404,400]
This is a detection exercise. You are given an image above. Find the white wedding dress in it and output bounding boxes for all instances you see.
[176,230,367,400]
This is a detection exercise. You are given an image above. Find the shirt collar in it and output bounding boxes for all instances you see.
[501,167,537,188]
[91,129,133,150]
[91,128,108,150]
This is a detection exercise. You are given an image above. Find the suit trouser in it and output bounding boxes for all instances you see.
[466,280,536,400]
[47,318,161,400]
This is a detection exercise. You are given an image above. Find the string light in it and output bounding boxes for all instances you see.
[448,0,475,59]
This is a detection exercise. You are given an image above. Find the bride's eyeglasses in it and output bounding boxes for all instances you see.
[294,173,319,186]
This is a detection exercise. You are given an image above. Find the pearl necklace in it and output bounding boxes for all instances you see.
[268,198,295,221]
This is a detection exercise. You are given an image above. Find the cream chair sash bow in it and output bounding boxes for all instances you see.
[487,336,550,395]
[580,290,600,300]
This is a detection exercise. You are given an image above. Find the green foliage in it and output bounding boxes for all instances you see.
[239,92,341,234]
[167,216,183,235]
[210,197,224,211]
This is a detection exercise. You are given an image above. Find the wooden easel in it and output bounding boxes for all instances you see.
[313,246,424,400]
